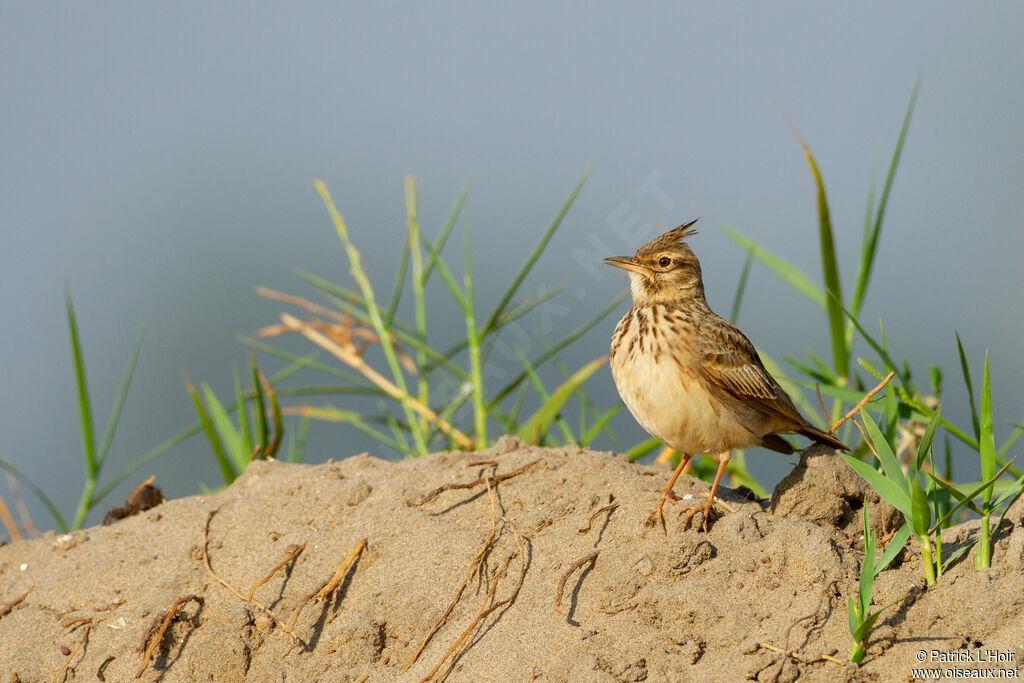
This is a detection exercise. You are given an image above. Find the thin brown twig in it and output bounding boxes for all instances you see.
[51,622,90,683]
[416,459,541,506]
[201,509,305,647]
[578,504,619,534]
[316,539,367,601]
[0,587,31,619]
[247,544,306,601]
[757,642,843,665]
[553,551,599,613]
[284,538,367,634]
[279,312,471,448]
[135,595,203,678]
[830,371,895,433]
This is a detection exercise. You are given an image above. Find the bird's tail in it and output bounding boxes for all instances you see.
[799,425,849,452]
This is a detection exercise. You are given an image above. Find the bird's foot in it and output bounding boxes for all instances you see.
[645,489,682,533]
[675,495,718,534]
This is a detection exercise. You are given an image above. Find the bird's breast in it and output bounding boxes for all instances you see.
[610,306,762,454]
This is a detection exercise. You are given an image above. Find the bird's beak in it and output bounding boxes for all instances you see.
[603,256,648,275]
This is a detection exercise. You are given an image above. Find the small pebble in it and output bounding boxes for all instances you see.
[60,646,71,656]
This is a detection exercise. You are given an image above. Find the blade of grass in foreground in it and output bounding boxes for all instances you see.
[729,245,756,324]
[480,167,591,339]
[314,180,428,455]
[717,223,826,309]
[516,356,607,445]
[955,330,981,440]
[463,219,487,448]
[488,291,627,408]
[850,76,920,322]
[781,113,847,382]
[977,351,995,569]
[66,289,98,530]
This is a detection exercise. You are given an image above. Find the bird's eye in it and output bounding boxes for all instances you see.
[658,257,671,268]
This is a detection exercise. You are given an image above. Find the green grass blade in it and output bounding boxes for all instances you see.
[423,181,470,284]
[729,246,756,324]
[874,522,912,575]
[186,380,237,484]
[314,180,428,455]
[488,292,626,408]
[296,405,406,453]
[516,351,574,445]
[384,226,411,327]
[406,176,430,434]
[202,383,245,470]
[861,410,907,492]
[979,351,995,506]
[784,119,847,380]
[96,324,144,470]
[627,438,661,461]
[581,405,622,447]
[843,454,911,519]
[464,218,487,449]
[480,167,590,338]
[997,420,1024,460]
[955,331,981,440]
[287,415,311,463]
[65,289,98,530]
[0,457,69,533]
[718,223,825,309]
[516,356,606,444]
[251,359,268,457]
[65,289,96,479]
[234,366,252,456]
[929,459,1016,532]
[850,76,920,320]
[263,371,284,458]
[915,405,942,471]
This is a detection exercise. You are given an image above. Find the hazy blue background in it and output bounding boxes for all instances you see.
[3,3,1022,532]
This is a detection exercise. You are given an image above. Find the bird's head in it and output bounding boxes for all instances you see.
[604,219,705,306]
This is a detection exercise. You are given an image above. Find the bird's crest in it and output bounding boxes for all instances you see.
[635,219,699,258]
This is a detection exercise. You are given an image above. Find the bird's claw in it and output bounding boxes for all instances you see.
[645,489,682,533]
[675,499,718,534]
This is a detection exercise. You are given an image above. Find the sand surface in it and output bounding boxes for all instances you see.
[2,436,1022,682]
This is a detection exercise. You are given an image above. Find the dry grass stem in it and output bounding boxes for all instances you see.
[135,595,203,678]
[278,312,471,448]
[283,538,367,635]
[578,504,619,534]
[757,642,843,665]
[201,510,305,647]
[554,551,599,613]
[247,544,306,601]
[256,289,418,373]
[5,473,38,538]
[0,493,20,542]
[830,371,895,433]
[416,459,541,506]
[315,538,367,602]
[51,622,90,683]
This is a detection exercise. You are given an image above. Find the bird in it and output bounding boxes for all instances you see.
[605,220,848,532]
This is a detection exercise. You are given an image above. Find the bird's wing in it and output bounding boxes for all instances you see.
[696,317,805,426]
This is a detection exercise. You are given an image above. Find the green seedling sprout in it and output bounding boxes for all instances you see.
[848,506,907,664]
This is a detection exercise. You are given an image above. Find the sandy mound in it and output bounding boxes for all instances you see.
[2,437,1023,681]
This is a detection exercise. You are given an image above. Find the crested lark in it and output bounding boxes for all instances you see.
[606,220,848,532]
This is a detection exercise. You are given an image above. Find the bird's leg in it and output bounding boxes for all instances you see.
[677,450,731,533]
[646,452,694,533]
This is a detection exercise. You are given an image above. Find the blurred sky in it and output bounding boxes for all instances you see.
[2,2,1022,532]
